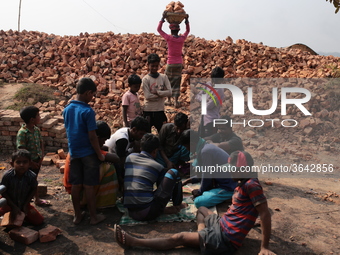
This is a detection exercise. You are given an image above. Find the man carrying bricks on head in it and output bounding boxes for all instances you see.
[157,12,190,108]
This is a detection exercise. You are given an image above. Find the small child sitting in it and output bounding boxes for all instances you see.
[0,149,44,225]
[122,74,142,127]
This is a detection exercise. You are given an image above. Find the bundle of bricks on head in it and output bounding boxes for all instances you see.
[165,1,186,13]
[164,1,188,24]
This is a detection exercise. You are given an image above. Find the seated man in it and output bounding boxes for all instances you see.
[205,115,244,155]
[114,151,276,255]
[156,112,190,169]
[104,116,149,188]
[180,130,237,208]
[124,133,186,221]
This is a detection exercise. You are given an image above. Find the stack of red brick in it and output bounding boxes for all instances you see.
[0,109,67,154]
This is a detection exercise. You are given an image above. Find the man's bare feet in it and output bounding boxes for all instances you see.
[114,224,132,249]
[178,202,188,209]
[163,202,188,214]
[73,211,86,225]
[90,213,106,225]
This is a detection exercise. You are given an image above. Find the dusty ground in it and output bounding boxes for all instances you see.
[0,84,339,255]
[0,83,23,109]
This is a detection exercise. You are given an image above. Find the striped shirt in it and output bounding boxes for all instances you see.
[0,169,37,210]
[220,178,266,248]
[123,152,164,209]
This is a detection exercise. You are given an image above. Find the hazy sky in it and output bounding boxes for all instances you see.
[1,0,339,54]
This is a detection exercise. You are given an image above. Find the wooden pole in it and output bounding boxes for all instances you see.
[18,0,22,32]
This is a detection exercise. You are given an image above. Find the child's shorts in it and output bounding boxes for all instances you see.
[69,154,100,186]
[198,214,237,255]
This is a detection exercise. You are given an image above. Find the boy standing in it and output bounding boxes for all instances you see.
[122,74,142,127]
[0,150,44,226]
[63,77,105,225]
[17,105,48,206]
[142,53,172,133]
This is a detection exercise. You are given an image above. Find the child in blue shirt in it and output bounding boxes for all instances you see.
[63,77,105,225]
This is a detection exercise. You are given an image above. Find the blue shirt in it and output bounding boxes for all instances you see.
[63,100,97,158]
[197,143,237,194]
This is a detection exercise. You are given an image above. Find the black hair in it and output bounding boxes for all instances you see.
[128,74,142,86]
[147,53,161,64]
[211,66,225,78]
[141,133,160,153]
[20,106,39,124]
[219,115,232,128]
[76,77,97,94]
[130,116,150,132]
[174,112,188,127]
[12,149,31,162]
[179,129,200,146]
[96,120,111,139]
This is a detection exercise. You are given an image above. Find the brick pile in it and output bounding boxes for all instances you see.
[0,109,67,154]
[0,30,339,157]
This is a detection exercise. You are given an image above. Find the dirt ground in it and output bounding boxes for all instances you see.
[0,83,23,109]
[0,83,339,255]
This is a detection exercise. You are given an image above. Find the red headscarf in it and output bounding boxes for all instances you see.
[169,23,180,30]
[228,151,248,167]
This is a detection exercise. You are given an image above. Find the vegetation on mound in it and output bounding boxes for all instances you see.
[7,83,59,110]
[323,65,340,111]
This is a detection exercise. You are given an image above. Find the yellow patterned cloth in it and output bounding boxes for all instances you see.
[64,152,118,208]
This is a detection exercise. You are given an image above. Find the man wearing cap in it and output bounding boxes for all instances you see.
[157,12,190,108]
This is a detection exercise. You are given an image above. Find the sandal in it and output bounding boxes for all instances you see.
[114,224,131,249]
[35,199,51,207]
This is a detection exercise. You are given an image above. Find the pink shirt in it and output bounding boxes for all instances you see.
[122,90,141,122]
[157,21,190,64]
